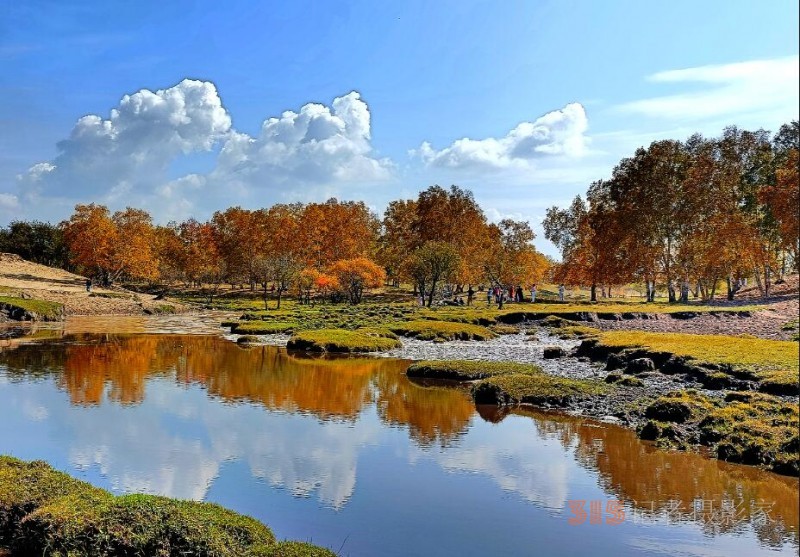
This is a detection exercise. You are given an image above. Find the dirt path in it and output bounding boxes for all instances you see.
[0,253,182,316]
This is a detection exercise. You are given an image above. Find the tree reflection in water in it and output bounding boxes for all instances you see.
[0,333,796,547]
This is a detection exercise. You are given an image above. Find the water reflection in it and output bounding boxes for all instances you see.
[0,333,797,555]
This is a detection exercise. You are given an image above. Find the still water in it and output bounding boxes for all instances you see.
[0,325,797,556]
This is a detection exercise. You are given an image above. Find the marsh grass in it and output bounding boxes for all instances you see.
[0,456,336,556]
[597,331,799,392]
[0,295,64,321]
[388,320,496,341]
[287,329,401,352]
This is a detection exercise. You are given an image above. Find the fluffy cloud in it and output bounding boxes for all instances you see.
[19,79,231,199]
[14,83,392,220]
[414,103,588,169]
[209,91,392,190]
[619,56,799,125]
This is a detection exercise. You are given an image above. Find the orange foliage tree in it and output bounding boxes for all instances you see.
[328,257,385,304]
[63,204,158,284]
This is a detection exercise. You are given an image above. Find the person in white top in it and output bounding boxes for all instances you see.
[530,284,537,303]
[558,284,565,301]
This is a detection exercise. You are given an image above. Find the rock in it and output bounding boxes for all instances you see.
[542,346,566,359]
[472,382,512,406]
[605,353,626,371]
[644,399,692,423]
[626,358,655,374]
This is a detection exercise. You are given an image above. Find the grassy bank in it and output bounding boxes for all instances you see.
[638,391,798,475]
[593,331,799,395]
[0,456,335,556]
[0,296,64,321]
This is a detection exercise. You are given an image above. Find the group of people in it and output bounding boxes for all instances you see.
[421,282,568,308]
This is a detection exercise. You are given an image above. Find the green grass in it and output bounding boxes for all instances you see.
[637,391,799,475]
[489,324,519,335]
[474,374,608,406]
[389,320,496,341]
[406,360,542,381]
[0,455,335,556]
[596,331,799,392]
[0,295,64,321]
[232,321,298,335]
[405,359,606,407]
[286,329,401,353]
[418,301,766,326]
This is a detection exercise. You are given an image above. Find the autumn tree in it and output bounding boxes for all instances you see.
[328,257,386,304]
[378,199,418,286]
[408,242,460,307]
[63,204,158,284]
[297,199,379,269]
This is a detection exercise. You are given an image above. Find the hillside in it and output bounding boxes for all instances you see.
[0,253,180,317]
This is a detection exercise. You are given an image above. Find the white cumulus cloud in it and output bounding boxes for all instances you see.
[19,79,231,199]
[209,91,392,190]
[13,84,392,220]
[414,103,589,169]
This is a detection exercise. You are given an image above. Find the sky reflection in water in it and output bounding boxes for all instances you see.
[0,333,797,557]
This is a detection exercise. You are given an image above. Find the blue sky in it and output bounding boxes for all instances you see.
[1,0,798,255]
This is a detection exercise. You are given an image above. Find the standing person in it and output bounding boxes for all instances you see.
[558,284,565,302]
[85,278,92,293]
[487,286,493,306]
[467,285,475,306]
[530,284,537,303]
[498,288,504,309]
[516,285,523,302]
[509,285,515,303]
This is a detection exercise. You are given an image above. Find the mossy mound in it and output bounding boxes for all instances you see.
[0,456,335,556]
[604,372,644,387]
[232,321,297,335]
[644,391,713,423]
[0,296,64,321]
[406,360,542,381]
[488,324,519,335]
[389,320,496,341]
[587,331,799,395]
[699,393,799,475]
[286,329,401,353]
[473,374,607,406]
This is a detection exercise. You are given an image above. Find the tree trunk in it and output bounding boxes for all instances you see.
[590,283,597,302]
[427,278,437,307]
[276,288,282,309]
[726,275,734,301]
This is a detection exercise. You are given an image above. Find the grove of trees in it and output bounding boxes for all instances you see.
[544,121,799,301]
[1,187,549,306]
